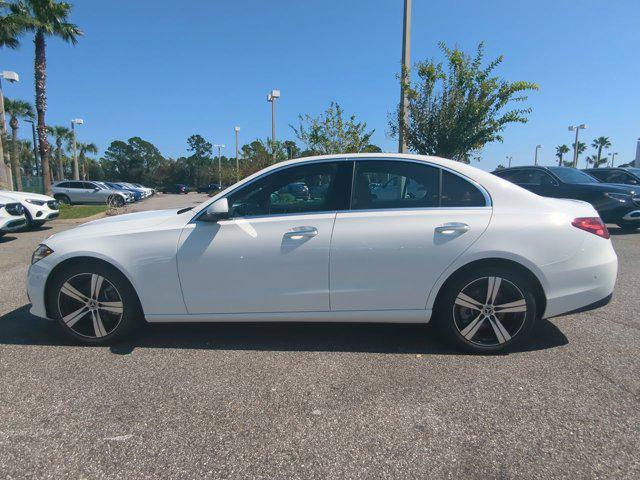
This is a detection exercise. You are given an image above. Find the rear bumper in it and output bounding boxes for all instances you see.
[542,237,617,318]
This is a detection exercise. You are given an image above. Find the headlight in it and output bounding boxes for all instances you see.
[26,199,46,206]
[31,244,54,265]
[604,192,632,203]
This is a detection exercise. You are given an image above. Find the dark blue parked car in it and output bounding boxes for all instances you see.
[102,182,143,201]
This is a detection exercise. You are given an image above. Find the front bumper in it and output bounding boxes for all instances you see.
[1,217,27,232]
[621,210,640,222]
[27,259,54,319]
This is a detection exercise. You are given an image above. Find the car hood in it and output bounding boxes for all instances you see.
[571,183,639,195]
[45,208,188,244]
[0,190,54,202]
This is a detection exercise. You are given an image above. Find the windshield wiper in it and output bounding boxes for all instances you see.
[177,207,193,214]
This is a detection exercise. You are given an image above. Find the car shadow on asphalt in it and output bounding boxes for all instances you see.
[0,305,568,356]
[0,235,17,243]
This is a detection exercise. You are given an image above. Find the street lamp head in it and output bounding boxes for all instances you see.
[579,124,587,129]
[568,126,575,131]
[1,71,19,83]
[71,118,84,125]
[270,89,280,99]
[234,126,240,132]
[536,144,543,148]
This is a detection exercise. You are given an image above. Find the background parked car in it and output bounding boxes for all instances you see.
[130,183,155,196]
[0,190,59,228]
[101,182,143,202]
[493,166,640,229]
[52,181,134,206]
[583,167,640,186]
[196,183,222,194]
[161,184,189,194]
[0,194,27,236]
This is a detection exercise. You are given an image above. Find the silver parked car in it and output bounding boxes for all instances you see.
[52,181,134,206]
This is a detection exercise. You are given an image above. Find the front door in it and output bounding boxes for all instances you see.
[330,160,492,311]
[177,160,352,314]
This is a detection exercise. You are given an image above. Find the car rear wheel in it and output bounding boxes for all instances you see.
[436,267,537,353]
[46,262,142,345]
[616,221,638,231]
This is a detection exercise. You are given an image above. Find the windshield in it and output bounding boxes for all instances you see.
[627,168,640,177]
[547,167,599,184]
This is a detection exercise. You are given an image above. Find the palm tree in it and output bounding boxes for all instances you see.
[0,1,25,189]
[555,145,570,166]
[76,141,97,179]
[572,141,587,167]
[10,0,82,194]
[46,125,70,180]
[591,136,611,168]
[4,98,34,190]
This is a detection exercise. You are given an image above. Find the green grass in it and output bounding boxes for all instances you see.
[58,204,107,220]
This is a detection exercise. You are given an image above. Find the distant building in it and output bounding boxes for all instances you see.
[636,138,640,167]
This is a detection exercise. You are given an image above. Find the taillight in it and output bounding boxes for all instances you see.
[571,217,610,239]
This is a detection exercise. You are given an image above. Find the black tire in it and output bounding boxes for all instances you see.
[55,194,71,205]
[616,221,638,231]
[434,266,538,354]
[46,261,143,345]
[108,195,125,207]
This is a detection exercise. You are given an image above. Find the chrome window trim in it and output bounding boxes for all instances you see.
[192,156,492,223]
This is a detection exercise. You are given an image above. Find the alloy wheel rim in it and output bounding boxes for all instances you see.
[57,273,124,339]
[452,276,527,347]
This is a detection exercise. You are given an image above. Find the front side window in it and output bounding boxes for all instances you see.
[67,181,84,189]
[352,161,439,210]
[441,170,486,207]
[227,161,351,217]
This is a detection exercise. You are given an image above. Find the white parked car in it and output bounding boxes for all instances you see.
[0,194,27,236]
[27,154,617,352]
[0,190,59,228]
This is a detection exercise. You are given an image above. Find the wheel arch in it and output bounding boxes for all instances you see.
[430,257,547,319]
[44,255,144,319]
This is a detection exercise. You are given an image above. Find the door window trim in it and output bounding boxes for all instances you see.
[193,157,492,223]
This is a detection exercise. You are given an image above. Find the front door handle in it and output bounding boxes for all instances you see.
[435,222,470,234]
[284,226,318,239]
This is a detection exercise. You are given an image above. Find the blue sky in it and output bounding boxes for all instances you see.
[2,0,639,171]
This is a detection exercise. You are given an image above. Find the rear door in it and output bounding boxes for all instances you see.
[329,159,492,311]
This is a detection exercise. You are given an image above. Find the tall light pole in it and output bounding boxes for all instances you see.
[70,118,83,180]
[398,0,412,153]
[214,144,225,189]
[610,152,618,167]
[568,123,587,168]
[234,126,240,182]
[534,145,542,165]
[267,89,280,163]
[0,70,19,190]
[506,155,513,167]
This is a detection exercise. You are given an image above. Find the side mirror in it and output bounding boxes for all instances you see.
[202,198,230,222]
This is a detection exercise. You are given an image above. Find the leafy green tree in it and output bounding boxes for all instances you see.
[46,125,71,181]
[585,154,607,168]
[362,144,383,153]
[291,102,374,155]
[555,144,570,166]
[572,141,587,167]
[591,136,611,168]
[390,42,538,162]
[283,140,300,159]
[4,97,34,190]
[101,137,164,183]
[186,134,213,185]
[9,0,82,193]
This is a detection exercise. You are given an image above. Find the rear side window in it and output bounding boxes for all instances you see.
[441,170,486,207]
[352,161,439,210]
[67,182,84,189]
[57,182,69,188]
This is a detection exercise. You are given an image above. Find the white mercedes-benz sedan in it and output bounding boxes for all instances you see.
[27,154,617,352]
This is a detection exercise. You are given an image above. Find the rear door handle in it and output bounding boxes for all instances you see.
[435,222,470,234]
[284,226,318,238]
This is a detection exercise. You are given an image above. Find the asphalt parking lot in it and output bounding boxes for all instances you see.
[1,193,638,479]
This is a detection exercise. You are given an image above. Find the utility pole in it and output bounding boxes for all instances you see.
[70,118,83,180]
[568,124,587,168]
[214,144,225,189]
[267,89,280,163]
[398,0,411,154]
[534,145,542,166]
[234,126,240,183]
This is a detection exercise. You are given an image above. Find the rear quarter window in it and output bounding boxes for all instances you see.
[441,170,486,207]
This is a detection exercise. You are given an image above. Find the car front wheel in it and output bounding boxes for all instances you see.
[436,267,537,353]
[46,262,142,345]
